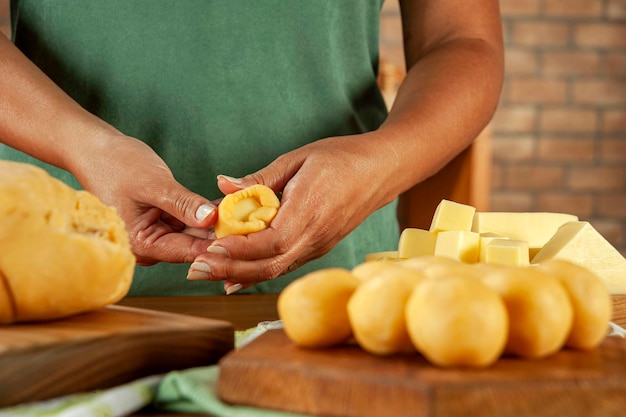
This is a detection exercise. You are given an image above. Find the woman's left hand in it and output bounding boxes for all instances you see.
[187,131,400,292]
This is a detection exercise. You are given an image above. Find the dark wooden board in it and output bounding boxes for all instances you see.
[218,330,626,417]
[0,305,234,408]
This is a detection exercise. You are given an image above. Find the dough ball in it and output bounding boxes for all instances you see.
[348,265,424,355]
[480,266,573,358]
[277,268,360,348]
[537,259,612,350]
[406,276,509,367]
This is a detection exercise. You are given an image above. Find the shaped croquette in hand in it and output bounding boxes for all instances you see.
[214,184,280,238]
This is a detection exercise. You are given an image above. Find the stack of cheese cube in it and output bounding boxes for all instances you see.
[377,200,626,295]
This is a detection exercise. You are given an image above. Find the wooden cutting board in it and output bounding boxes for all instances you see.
[0,305,234,408]
[218,330,626,417]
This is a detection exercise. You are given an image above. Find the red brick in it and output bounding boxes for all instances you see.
[538,137,595,162]
[597,195,626,219]
[573,80,626,106]
[507,77,568,104]
[499,0,540,16]
[511,22,569,47]
[537,193,593,218]
[491,164,505,189]
[539,107,598,133]
[544,0,602,17]
[492,105,537,134]
[574,23,626,48]
[568,166,625,191]
[490,192,535,211]
[606,52,626,77]
[542,51,599,76]
[606,0,626,20]
[492,136,536,161]
[600,139,626,162]
[505,48,538,75]
[507,165,565,189]
[602,110,626,133]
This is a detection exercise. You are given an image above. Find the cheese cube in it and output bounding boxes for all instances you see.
[434,230,480,263]
[472,212,578,253]
[485,239,530,267]
[398,228,436,259]
[365,251,399,262]
[479,233,508,263]
[429,200,476,233]
[532,221,626,294]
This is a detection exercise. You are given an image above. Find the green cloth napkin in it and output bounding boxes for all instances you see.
[154,365,309,417]
[153,320,310,416]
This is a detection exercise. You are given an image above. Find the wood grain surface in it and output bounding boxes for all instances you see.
[0,305,234,408]
[218,329,626,417]
[117,294,280,331]
[612,295,626,329]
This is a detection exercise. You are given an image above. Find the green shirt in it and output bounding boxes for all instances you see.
[3,0,399,295]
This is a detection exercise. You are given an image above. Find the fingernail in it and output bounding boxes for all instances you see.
[226,283,243,295]
[217,174,243,185]
[195,204,215,222]
[207,245,229,256]
[187,262,211,280]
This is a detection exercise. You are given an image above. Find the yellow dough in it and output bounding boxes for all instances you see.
[0,161,135,323]
[278,268,360,348]
[405,276,508,367]
[214,184,280,238]
[537,259,612,350]
[348,266,424,355]
[480,266,573,358]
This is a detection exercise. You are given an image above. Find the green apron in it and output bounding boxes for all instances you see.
[4,0,400,295]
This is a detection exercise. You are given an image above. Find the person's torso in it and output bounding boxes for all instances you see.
[4,0,399,295]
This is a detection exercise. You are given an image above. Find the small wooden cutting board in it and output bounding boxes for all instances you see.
[218,330,626,417]
[0,305,234,408]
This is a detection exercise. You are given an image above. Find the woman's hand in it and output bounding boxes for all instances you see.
[72,134,218,266]
[188,131,401,292]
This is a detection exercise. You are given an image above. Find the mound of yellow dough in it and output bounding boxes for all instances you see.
[0,161,136,323]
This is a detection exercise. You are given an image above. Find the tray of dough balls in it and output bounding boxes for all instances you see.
[218,200,626,417]
[0,161,234,408]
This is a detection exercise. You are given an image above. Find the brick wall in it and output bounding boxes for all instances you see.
[380,0,626,257]
[2,0,624,256]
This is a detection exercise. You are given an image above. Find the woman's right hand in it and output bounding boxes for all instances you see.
[71,133,218,266]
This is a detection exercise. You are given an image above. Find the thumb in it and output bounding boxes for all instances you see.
[157,181,218,228]
[217,153,302,195]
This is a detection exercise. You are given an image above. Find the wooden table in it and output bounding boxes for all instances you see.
[117,293,280,331]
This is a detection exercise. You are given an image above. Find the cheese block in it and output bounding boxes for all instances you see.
[479,233,508,263]
[532,221,626,294]
[429,200,476,233]
[485,239,530,267]
[397,228,436,259]
[472,212,578,253]
[434,230,480,263]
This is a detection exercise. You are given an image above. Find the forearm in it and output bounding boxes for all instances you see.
[372,0,503,203]
[0,34,121,175]
[378,37,503,195]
